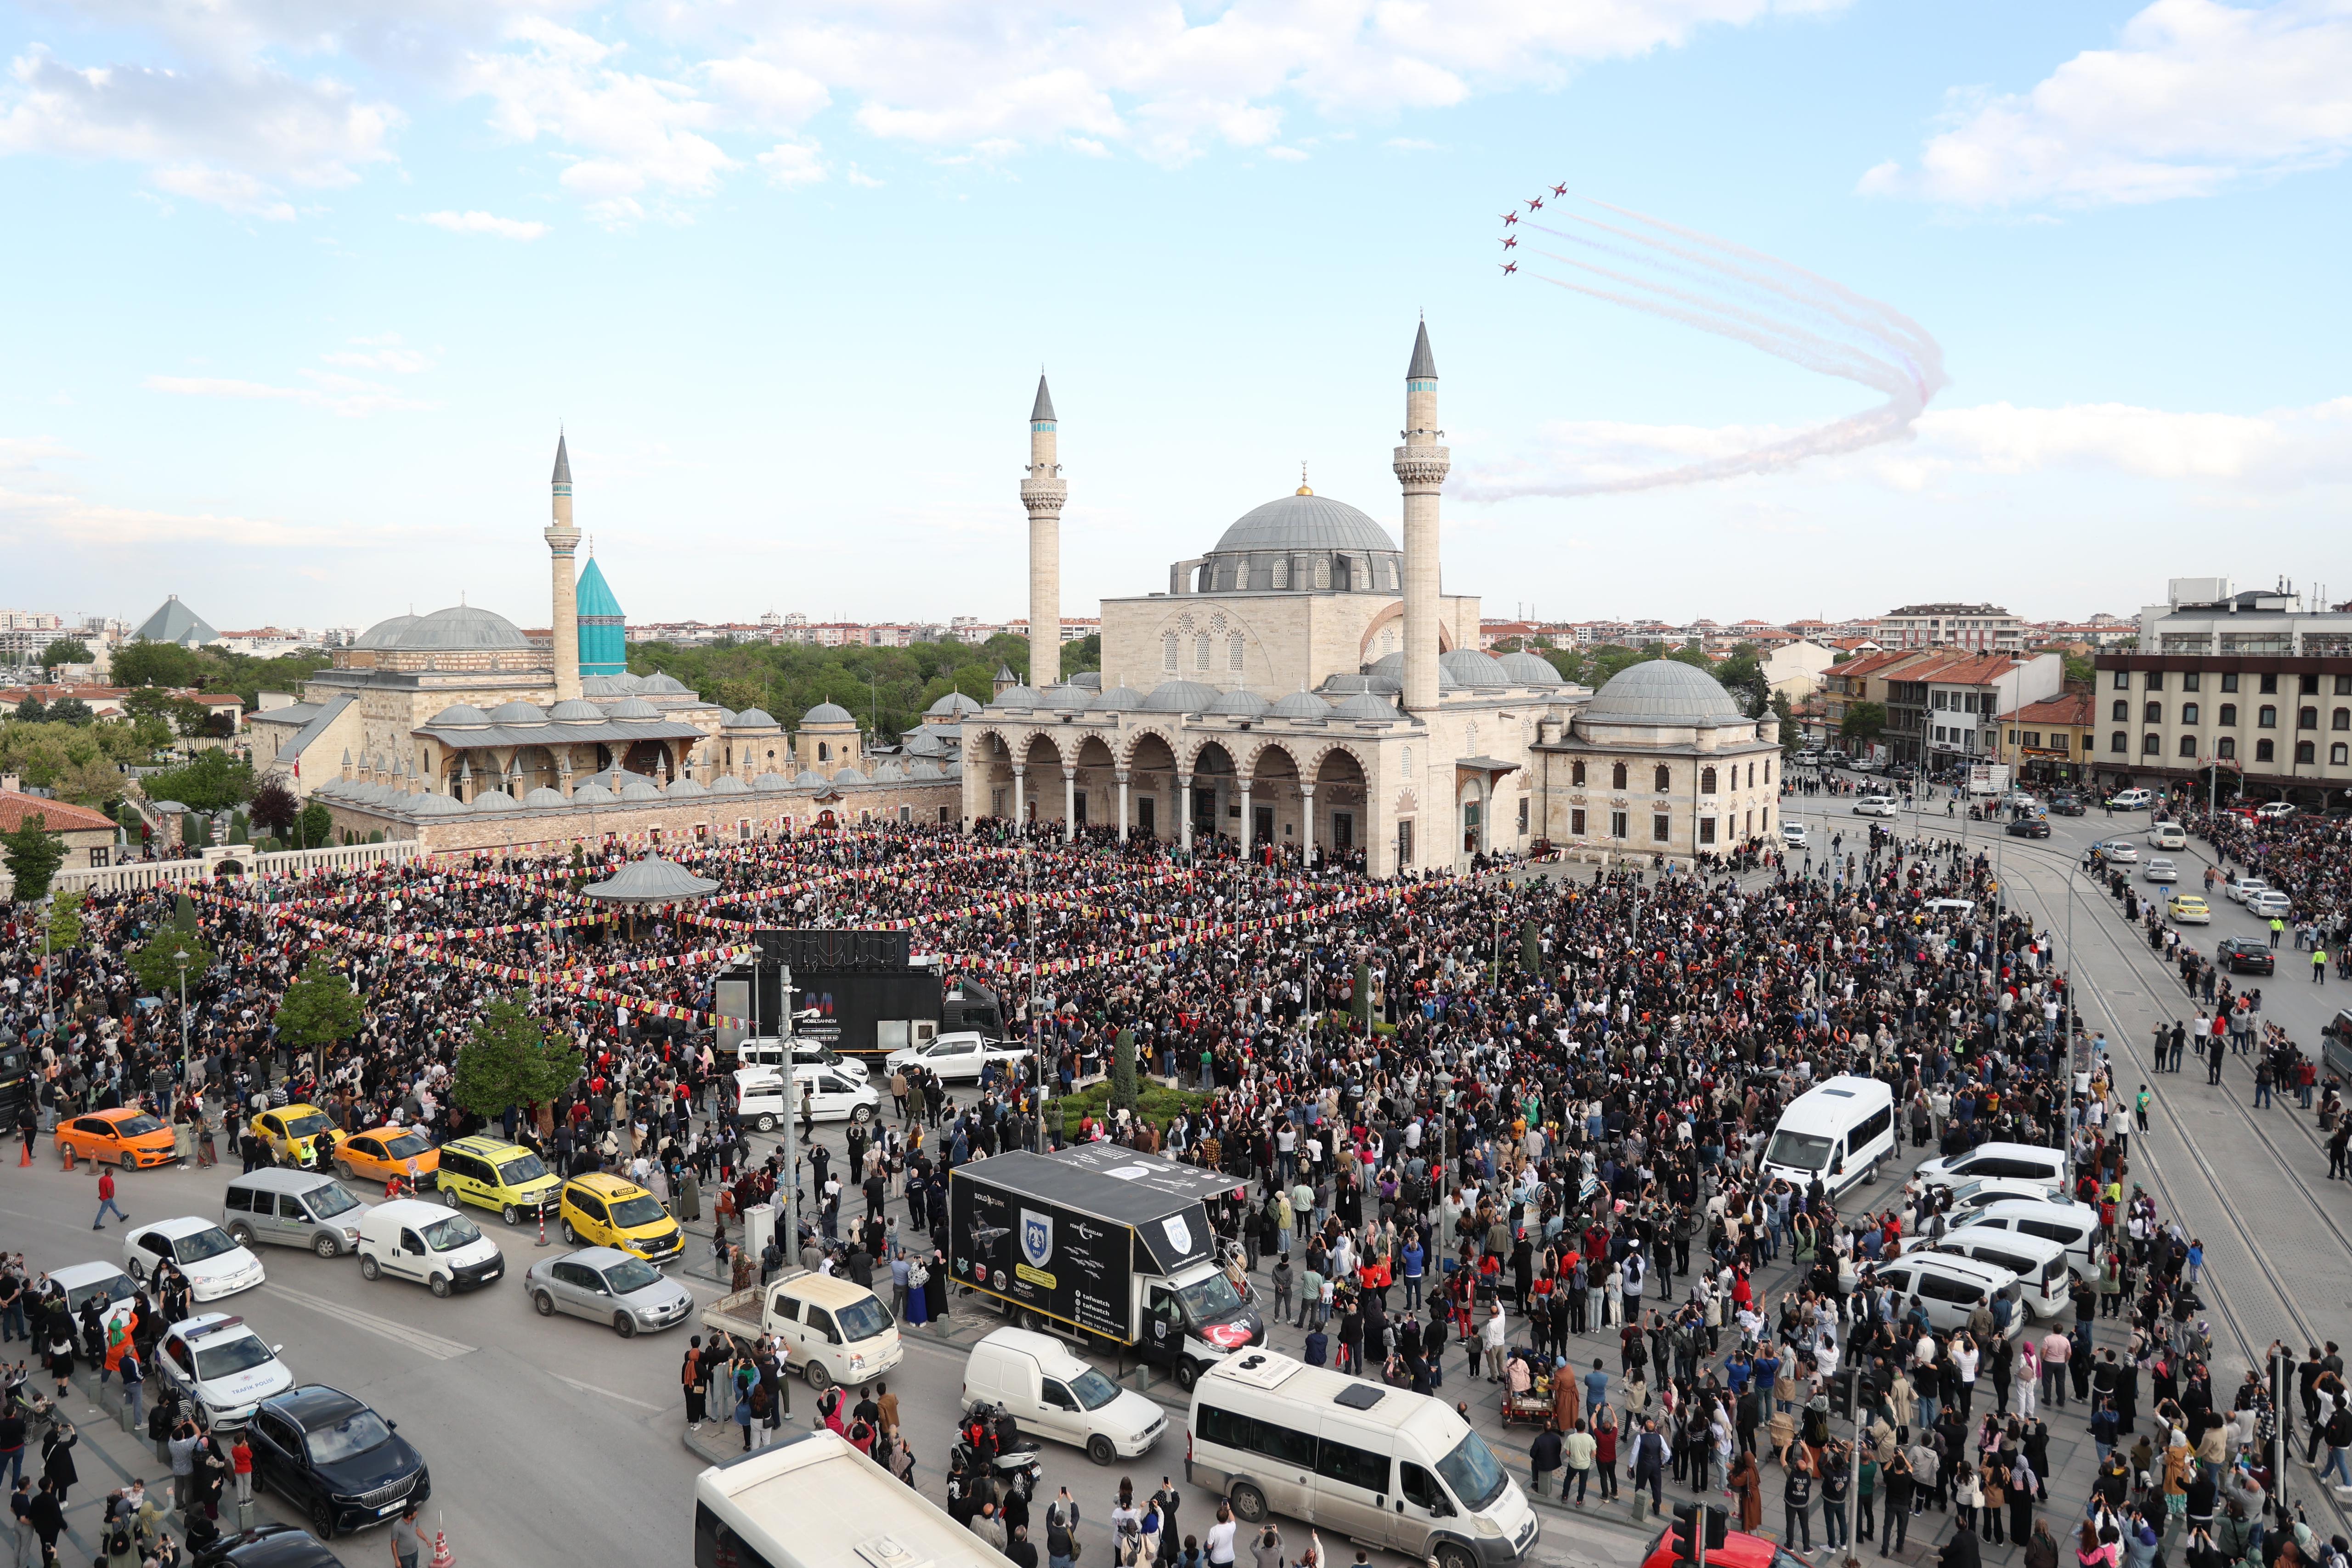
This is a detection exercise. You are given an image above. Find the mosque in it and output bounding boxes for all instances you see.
[251,439,964,849]
[961,320,1784,874]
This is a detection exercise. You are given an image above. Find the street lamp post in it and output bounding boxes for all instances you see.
[173,946,191,1078]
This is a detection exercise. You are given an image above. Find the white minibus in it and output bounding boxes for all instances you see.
[1757,1075,1896,1200]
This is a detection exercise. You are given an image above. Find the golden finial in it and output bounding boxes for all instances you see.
[1296,461,1312,496]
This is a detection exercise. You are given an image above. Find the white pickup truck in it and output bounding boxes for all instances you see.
[700,1267,904,1393]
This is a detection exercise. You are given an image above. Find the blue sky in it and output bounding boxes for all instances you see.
[3,0,2348,632]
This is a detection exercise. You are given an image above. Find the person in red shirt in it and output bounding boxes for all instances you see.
[93,1167,127,1230]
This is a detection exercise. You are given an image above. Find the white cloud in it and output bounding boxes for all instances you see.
[0,483,350,548]
[1385,136,1440,151]
[146,371,439,418]
[0,436,82,471]
[1265,144,1309,161]
[418,208,549,239]
[0,44,401,215]
[754,139,825,186]
[703,56,830,127]
[1862,0,2352,207]
[846,165,882,187]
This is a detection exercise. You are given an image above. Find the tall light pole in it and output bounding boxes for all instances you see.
[173,945,191,1078]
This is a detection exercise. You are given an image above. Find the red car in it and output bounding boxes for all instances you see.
[1640,1527,1813,1568]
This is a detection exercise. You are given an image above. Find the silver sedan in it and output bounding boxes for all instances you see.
[2143,857,2179,883]
[523,1246,695,1337]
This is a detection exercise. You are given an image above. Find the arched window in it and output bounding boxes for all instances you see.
[2219,704,2237,726]
[1314,557,1331,590]
[2333,743,2348,766]
[818,741,830,761]
[1272,558,1289,590]
[2143,701,2162,723]
[2335,708,2351,731]
[1571,760,1586,786]
[2181,703,2199,725]
[2296,740,2317,764]
[1746,761,1755,789]
[1700,767,1718,794]
[2299,706,2319,729]
[1611,761,1628,790]
[1653,764,1671,792]
[1380,628,1396,655]
[1227,633,1245,672]
[1401,746,1413,775]
[2111,700,2128,722]
[2177,735,2197,757]
[2256,739,2275,762]
[1194,634,1211,671]
[2217,737,2236,759]
[1162,632,1179,673]
[2141,734,2159,754]
[2258,705,2278,727]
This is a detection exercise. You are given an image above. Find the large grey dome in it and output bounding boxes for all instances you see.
[1498,650,1564,686]
[355,614,416,649]
[803,701,855,725]
[925,692,983,718]
[1212,493,1396,555]
[1583,659,1748,725]
[393,605,529,650]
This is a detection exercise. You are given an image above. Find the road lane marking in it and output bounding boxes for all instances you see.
[549,1371,666,1410]
[258,1285,475,1360]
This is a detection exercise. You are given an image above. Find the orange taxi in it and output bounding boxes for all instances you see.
[333,1126,441,1189]
[57,1107,178,1170]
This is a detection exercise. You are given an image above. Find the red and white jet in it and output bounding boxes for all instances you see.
[1551,183,1567,197]
[1500,210,1518,225]
[1499,260,1517,275]
[1500,235,1517,249]
[1526,195,1544,209]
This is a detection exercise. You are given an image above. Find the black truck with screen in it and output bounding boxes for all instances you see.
[950,1145,1264,1389]
[714,929,1003,1059]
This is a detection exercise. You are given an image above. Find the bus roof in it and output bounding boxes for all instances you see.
[698,1429,1014,1568]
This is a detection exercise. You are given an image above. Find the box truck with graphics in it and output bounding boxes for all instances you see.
[949,1146,1265,1390]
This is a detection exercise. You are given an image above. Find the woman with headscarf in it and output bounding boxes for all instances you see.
[924,1250,949,1323]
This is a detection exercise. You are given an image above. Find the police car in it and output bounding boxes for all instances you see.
[155,1314,295,1426]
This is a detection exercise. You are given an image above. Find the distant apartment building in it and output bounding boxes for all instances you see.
[1876,602,2025,654]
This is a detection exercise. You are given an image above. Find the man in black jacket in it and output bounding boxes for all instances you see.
[1939,1516,1982,1568]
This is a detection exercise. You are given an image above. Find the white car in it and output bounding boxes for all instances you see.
[2143,857,2179,883]
[2095,840,2140,864]
[2256,801,2296,819]
[1780,821,1811,848]
[884,1031,1033,1084]
[735,1037,870,1080]
[1853,798,1897,818]
[2224,875,2271,904]
[155,1313,294,1426]
[734,1066,880,1130]
[1925,1176,2075,1217]
[2247,889,2292,918]
[47,1262,140,1339]
[124,1218,267,1301]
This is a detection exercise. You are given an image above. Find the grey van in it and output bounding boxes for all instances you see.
[222,1170,372,1258]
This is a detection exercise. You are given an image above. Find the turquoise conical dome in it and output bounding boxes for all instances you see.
[576,556,626,676]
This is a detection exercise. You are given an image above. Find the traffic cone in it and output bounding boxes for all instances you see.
[430,1517,454,1568]
[18,1138,31,1168]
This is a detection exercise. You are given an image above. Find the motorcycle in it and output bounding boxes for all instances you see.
[956,1401,1043,1498]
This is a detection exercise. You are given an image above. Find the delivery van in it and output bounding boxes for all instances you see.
[962,1328,1166,1465]
[1187,1349,1538,1568]
[356,1197,506,1297]
[1757,1075,1895,1200]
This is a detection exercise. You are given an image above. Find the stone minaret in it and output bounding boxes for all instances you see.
[1022,374,1065,692]
[546,433,582,703]
[1394,319,1449,712]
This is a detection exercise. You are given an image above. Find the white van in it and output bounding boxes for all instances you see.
[1915,1140,2066,1194]
[356,1197,505,1297]
[2108,789,2154,810]
[1188,1349,1538,1568]
[1866,1252,2025,1339]
[1950,1197,2104,1280]
[2148,822,2187,851]
[734,1066,880,1130]
[962,1328,1166,1465]
[1929,1230,2072,1320]
[1758,1076,1896,1200]
[734,1036,870,1081]
[695,1429,1014,1568]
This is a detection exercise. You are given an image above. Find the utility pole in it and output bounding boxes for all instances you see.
[779,959,799,1244]
[174,946,191,1079]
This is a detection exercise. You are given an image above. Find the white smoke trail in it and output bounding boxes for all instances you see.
[1463,198,1946,500]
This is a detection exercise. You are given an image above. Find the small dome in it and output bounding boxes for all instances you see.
[902,729,946,756]
[1333,691,1401,721]
[725,707,780,730]
[1044,684,1091,713]
[578,675,625,697]
[1583,659,1748,725]
[1441,649,1513,689]
[1498,650,1564,686]
[803,701,856,725]
[487,700,546,723]
[1143,680,1220,714]
[393,605,529,651]
[1208,688,1271,717]
[710,775,751,795]
[617,778,662,801]
[613,672,645,692]
[792,769,831,789]
[355,614,416,649]
[548,699,602,722]
[1269,689,1334,719]
[607,697,662,719]
[466,788,516,812]
[1088,685,1144,712]
[408,792,472,817]
[871,761,906,783]
[831,766,869,786]
[641,673,691,696]
[752,772,792,791]
[989,686,1041,710]
[664,778,707,797]
[522,787,568,807]
[428,704,491,728]
[925,692,983,718]
[909,759,943,780]
[569,783,617,805]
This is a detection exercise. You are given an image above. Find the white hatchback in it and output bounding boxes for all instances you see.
[155,1313,294,1426]
[1853,798,1897,818]
[124,1218,266,1301]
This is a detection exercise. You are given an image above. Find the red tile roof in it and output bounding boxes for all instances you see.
[2005,692,2093,727]
[0,790,117,834]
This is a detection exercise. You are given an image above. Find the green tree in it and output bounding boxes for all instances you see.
[1587,644,1655,685]
[1841,700,1888,745]
[452,989,584,1119]
[2062,652,2095,686]
[41,889,85,949]
[1770,690,1800,758]
[1713,654,1770,719]
[1059,633,1102,682]
[111,641,209,689]
[142,749,254,812]
[1520,918,1541,972]
[1539,646,1587,685]
[274,955,364,1053]
[1352,960,1373,1029]
[45,699,93,725]
[1109,1027,1138,1112]
[38,638,91,668]
[129,927,215,999]
[294,799,333,849]
[13,697,45,724]
[0,813,67,903]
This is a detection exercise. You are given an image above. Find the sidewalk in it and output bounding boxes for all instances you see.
[28,1362,277,1562]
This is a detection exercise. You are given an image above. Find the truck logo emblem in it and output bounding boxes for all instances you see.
[1021,1210,1054,1268]
[1072,1222,1105,1242]
[1161,1216,1192,1254]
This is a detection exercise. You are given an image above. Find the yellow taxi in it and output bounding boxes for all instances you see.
[332,1126,441,1189]
[434,1135,561,1225]
[249,1103,348,1165]
[57,1107,178,1170]
[558,1173,684,1264]
[2167,894,2212,925]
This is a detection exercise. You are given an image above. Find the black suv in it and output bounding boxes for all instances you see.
[2216,936,2275,976]
[2047,795,2086,816]
[249,1386,429,1540]
[2006,817,2052,838]
[194,1523,343,1568]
